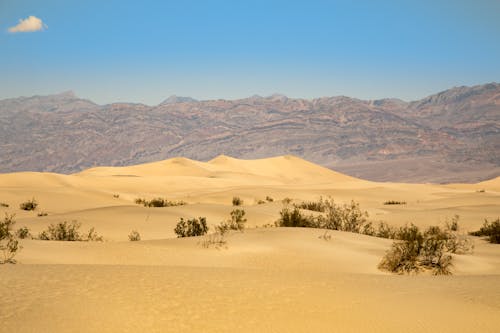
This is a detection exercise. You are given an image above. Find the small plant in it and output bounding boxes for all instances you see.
[275,207,319,228]
[282,197,292,205]
[174,217,208,237]
[216,209,247,235]
[257,199,266,205]
[128,230,141,241]
[294,197,326,212]
[319,198,369,233]
[470,218,500,244]
[232,196,243,206]
[383,200,406,205]
[38,221,103,241]
[265,196,274,202]
[134,197,187,207]
[376,222,397,239]
[19,198,38,211]
[0,202,9,208]
[476,189,485,193]
[318,230,332,241]
[113,194,120,198]
[16,226,31,239]
[37,211,48,217]
[0,214,21,264]
[200,232,227,249]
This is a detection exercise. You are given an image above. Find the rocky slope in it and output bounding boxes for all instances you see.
[0,83,498,182]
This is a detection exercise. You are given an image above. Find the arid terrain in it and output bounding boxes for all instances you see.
[1,83,499,183]
[1,155,499,332]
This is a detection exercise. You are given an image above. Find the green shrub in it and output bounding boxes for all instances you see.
[16,226,31,239]
[174,217,208,237]
[232,196,243,206]
[38,221,103,241]
[19,198,38,211]
[0,214,21,264]
[470,218,500,244]
[128,230,141,241]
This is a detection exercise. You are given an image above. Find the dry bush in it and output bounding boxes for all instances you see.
[16,226,31,239]
[200,232,227,249]
[0,214,21,264]
[174,217,208,237]
[265,196,274,202]
[38,221,103,241]
[37,211,48,217]
[135,197,187,207]
[376,222,398,239]
[275,207,319,228]
[383,200,406,205]
[0,202,9,208]
[318,230,332,241]
[470,218,500,244]
[318,198,369,233]
[294,197,327,212]
[232,196,243,206]
[19,198,38,211]
[257,199,266,205]
[128,230,141,241]
[216,209,247,235]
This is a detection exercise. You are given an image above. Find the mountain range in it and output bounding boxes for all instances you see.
[0,83,499,183]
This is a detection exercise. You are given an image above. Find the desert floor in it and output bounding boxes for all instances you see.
[1,155,499,332]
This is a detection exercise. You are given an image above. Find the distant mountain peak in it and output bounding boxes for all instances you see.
[160,95,198,105]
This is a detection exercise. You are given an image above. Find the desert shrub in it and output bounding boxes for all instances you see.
[318,230,332,241]
[446,215,460,232]
[383,200,406,205]
[174,217,208,238]
[19,198,38,211]
[257,199,266,205]
[0,214,21,264]
[361,221,376,236]
[318,198,369,233]
[0,202,9,208]
[294,197,326,212]
[16,226,31,239]
[275,207,319,228]
[216,209,247,235]
[470,218,500,244]
[376,222,397,239]
[135,197,187,207]
[282,197,292,205]
[38,221,103,241]
[37,211,48,217]
[379,222,465,275]
[266,196,274,202]
[128,230,141,241]
[232,196,243,206]
[113,194,120,198]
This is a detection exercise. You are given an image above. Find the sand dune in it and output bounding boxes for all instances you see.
[1,155,499,332]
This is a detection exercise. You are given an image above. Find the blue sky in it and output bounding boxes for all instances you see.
[1,0,499,104]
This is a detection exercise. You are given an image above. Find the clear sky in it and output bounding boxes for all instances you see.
[1,0,499,105]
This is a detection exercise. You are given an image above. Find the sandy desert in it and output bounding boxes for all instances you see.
[1,155,499,332]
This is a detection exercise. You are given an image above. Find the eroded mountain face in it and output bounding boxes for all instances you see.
[0,83,498,183]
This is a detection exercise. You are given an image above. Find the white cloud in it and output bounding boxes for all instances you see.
[8,16,47,33]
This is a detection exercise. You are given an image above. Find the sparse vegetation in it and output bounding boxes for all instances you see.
[257,199,266,205]
[38,221,103,241]
[379,218,474,275]
[16,226,31,239]
[135,197,187,207]
[383,200,406,205]
[19,198,38,211]
[470,218,500,244]
[174,217,208,238]
[0,202,9,208]
[275,206,319,228]
[232,196,243,206]
[318,230,332,241]
[266,196,274,202]
[37,211,48,217]
[282,197,292,205]
[0,214,21,264]
[128,230,141,241]
[319,199,369,233]
[216,209,247,235]
[294,197,326,212]
[199,232,227,249]
[113,194,120,198]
